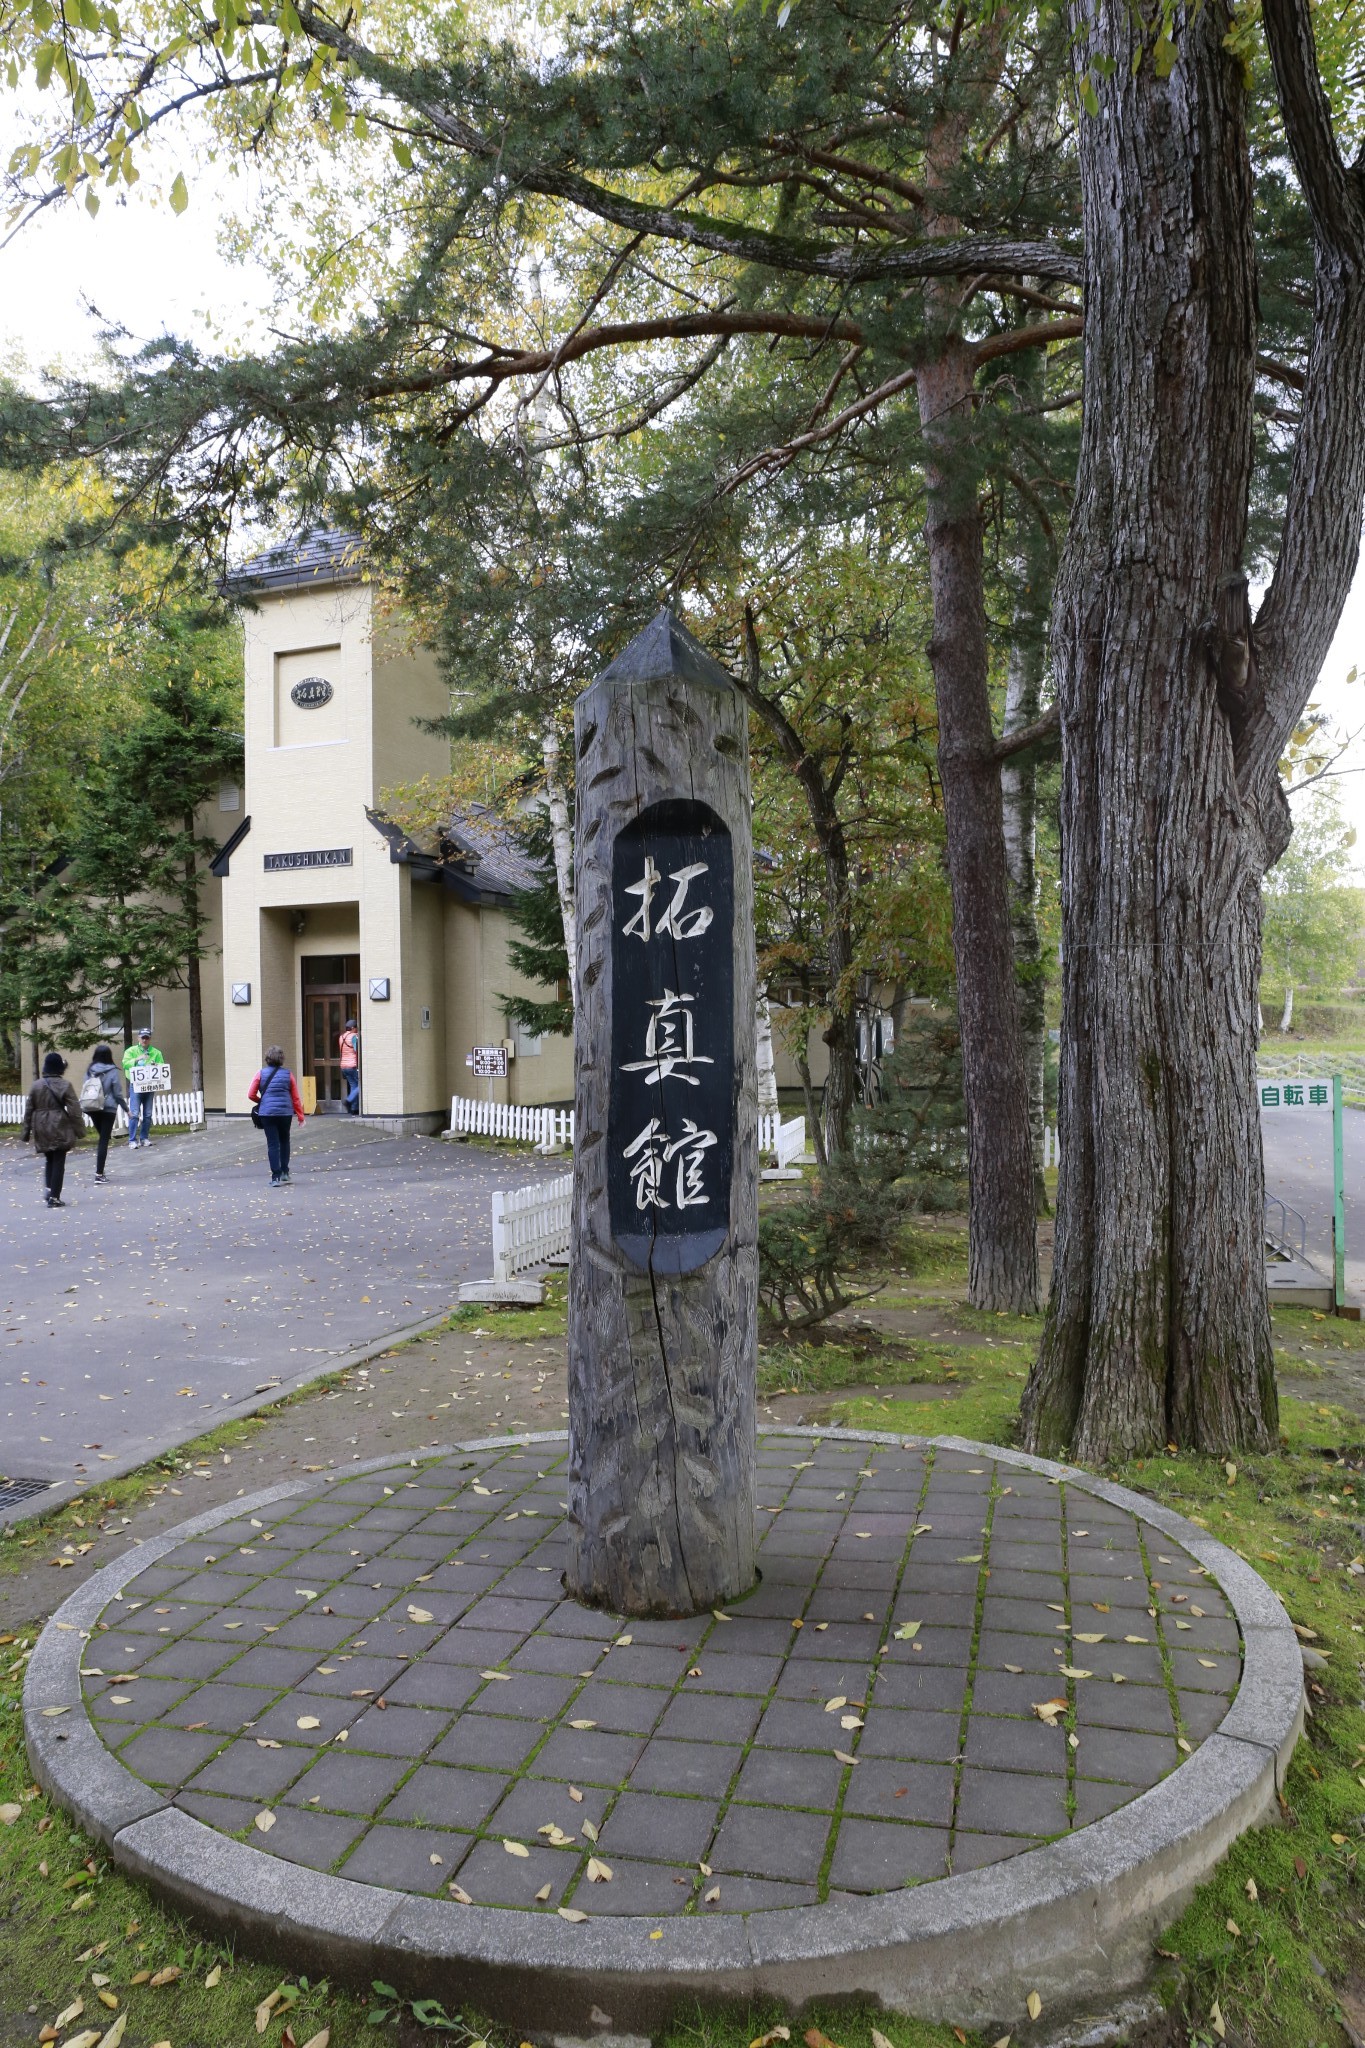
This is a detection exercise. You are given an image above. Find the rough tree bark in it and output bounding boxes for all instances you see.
[918,341,1040,1312]
[1000,622,1048,1213]
[566,609,758,1616]
[1022,0,1365,1459]
[738,608,858,1160]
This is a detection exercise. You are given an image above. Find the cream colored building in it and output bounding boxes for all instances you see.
[204,531,572,1128]
[38,533,829,1120]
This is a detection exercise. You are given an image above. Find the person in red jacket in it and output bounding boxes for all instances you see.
[247,1045,305,1186]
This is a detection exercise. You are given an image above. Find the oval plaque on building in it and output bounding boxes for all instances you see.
[290,675,334,709]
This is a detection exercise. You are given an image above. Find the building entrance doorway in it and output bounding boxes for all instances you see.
[302,955,360,1111]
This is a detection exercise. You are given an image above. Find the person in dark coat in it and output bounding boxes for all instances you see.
[81,1043,128,1183]
[247,1044,305,1186]
[22,1052,89,1207]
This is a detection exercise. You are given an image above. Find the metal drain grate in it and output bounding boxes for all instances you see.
[0,1474,57,1510]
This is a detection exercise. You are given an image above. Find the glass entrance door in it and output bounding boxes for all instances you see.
[306,993,350,1104]
[301,956,360,1110]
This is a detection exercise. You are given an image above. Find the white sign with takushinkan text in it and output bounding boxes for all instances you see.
[129,1062,172,1093]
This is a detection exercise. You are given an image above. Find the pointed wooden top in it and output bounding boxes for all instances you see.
[593,607,734,693]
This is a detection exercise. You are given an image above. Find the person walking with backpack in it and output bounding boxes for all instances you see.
[247,1045,305,1186]
[122,1025,165,1149]
[22,1053,89,1208]
[80,1043,128,1183]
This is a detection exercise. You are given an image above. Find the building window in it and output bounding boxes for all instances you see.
[514,1020,543,1058]
[219,781,241,812]
[99,996,153,1035]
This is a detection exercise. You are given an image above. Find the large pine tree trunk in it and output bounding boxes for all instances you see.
[1023,0,1365,1458]
[1001,624,1048,1213]
[919,344,1039,1313]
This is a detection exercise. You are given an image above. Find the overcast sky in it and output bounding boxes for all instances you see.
[3,175,1363,852]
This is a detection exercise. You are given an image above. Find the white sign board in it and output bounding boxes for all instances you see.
[468,1045,508,1079]
[129,1062,172,1094]
[1258,1079,1331,1110]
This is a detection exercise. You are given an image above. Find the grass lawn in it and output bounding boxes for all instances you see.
[1,1242,1361,2048]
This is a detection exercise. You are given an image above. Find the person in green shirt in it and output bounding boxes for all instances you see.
[122,1026,165,1148]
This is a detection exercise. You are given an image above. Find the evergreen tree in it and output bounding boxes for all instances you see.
[499,805,572,1042]
[39,605,241,1074]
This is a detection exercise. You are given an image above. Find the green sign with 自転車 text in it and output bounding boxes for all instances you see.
[1258,1072,1346,1311]
[1258,1079,1330,1109]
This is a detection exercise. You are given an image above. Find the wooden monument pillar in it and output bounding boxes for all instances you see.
[566,609,758,1617]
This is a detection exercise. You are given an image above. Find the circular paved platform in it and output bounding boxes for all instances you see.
[26,1430,1304,2036]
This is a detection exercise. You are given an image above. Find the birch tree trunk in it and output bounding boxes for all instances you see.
[755,992,779,1124]
[543,726,577,1003]
[1023,0,1365,1459]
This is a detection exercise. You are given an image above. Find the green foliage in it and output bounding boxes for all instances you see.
[498,801,572,1041]
[35,604,240,1046]
[0,508,239,1074]
[852,1009,969,1215]
[757,1198,877,1331]
[1262,785,1363,1017]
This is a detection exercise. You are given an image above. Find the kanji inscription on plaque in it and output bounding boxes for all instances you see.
[609,798,734,1274]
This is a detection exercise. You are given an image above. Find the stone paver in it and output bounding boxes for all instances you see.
[62,1432,1243,1914]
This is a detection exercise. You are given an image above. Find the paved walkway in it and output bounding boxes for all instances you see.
[0,1119,561,1490]
[66,1434,1239,1906]
[1262,1101,1364,1294]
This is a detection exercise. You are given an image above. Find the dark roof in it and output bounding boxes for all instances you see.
[442,806,543,896]
[366,803,543,907]
[209,815,252,878]
[226,528,366,597]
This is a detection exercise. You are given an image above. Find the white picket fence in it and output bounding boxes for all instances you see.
[117,1090,205,1131]
[1043,1125,1061,1169]
[453,1093,807,1169]
[450,1095,574,1150]
[0,1088,205,1130]
[492,1173,573,1280]
[761,1111,809,1169]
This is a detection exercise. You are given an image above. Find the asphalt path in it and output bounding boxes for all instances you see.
[0,1117,564,1489]
[1261,1101,1365,1296]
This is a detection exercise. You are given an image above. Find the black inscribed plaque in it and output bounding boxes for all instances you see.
[608,798,735,1274]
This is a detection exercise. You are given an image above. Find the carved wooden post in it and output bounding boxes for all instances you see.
[566,609,758,1617]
